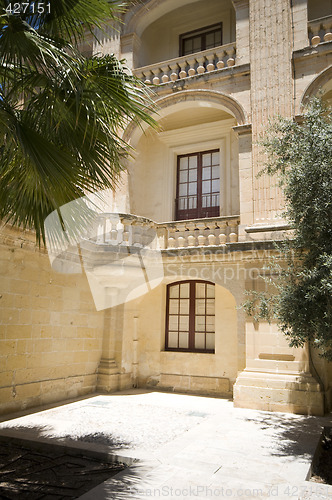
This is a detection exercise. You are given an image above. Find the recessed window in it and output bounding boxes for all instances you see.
[165,281,215,353]
[176,150,220,220]
[180,23,222,57]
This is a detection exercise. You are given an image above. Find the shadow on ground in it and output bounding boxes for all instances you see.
[245,412,326,459]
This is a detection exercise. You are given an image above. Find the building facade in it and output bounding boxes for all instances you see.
[1,0,332,416]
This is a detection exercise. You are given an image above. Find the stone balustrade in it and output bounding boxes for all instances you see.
[157,216,240,249]
[133,43,236,85]
[89,214,240,251]
[92,214,158,249]
[308,16,332,46]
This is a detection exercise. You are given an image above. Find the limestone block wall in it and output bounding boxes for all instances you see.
[0,227,105,415]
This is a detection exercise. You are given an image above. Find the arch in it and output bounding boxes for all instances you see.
[300,65,332,111]
[124,89,248,146]
[123,0,203,37]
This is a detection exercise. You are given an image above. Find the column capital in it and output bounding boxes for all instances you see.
[232,123,252,136]
[232,0,249,10]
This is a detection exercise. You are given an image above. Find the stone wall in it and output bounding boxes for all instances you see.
[0,227,105,415]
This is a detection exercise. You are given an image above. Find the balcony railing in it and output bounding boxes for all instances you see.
[156,215,240,249]
[88,214,240,250]
[308,15,332,46]
[133,43,236,85]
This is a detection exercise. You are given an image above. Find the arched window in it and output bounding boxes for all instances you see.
[165,281,215,353]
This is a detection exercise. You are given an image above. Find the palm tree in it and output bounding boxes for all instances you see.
[0,0,156,244]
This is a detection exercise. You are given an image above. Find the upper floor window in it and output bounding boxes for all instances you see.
[176,150,220,221]
[180,23,222,57]
[165,281,215,353]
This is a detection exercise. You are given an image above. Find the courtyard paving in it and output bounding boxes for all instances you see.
[0,389,331,500]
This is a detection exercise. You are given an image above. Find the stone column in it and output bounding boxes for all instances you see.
[93,22,122,58]
[232,124,253,240]
[249,0,293,224]
[120,32,141,71]
[232,0,250,65]
[97,297,129,392]
[291,0,309,51]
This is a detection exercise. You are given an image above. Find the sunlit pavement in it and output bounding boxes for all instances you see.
[0,389,331,499]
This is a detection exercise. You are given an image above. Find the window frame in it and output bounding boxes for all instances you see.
[165,280,215,354]
[175,149,220,221]
[179,23,223,57]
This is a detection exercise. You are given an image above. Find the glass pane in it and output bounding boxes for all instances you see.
[202,154,211,167]
[189,156,197,169]
[212,179,219,192]
[206,333,215,350]
[179,316,189,331]
[214,32,221,46]
[169,315,178,331]
[169,299,179,314]
[184,39,193,55]
[206,33,215,48]
[202,195,209,208]
[202,180,211,194]
[179,170,188,183]
[206,298,215,315]
[202,167,211,180]
[180,283,190,298]
[189,197,197,209]
[206,316,215,332]
[193,36,202,51]
[179,299,189,315]
[195,332,205,349]
[179,198,187,210]
[168,331,178,348]
[212,152,219,164]
[179,332,189,349]
[169,285,179,298]
[195,315,205,331]
[180,157,188,170]
[195,299,205,315]
[189,183,197,195]
[179,184,187,196]
[212,166,219,179]
[207,284,215,298]
[189,169,197,182]
[196,283,206,298]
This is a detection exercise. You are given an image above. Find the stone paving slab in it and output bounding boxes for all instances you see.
[0,390,331,499]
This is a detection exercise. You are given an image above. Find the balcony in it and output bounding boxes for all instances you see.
[157,215,239,249]
[89,214,240,251]
[133,43,236,85]
[308,15,332,46]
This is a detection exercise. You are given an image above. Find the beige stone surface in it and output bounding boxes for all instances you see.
[1,0,332,417]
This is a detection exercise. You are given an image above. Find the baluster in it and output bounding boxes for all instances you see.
[323,23,332,42]
[311,26,321,46]
[228,220,238,243]
[206,53,215,72]
[143,71,152,84]
[196,56,206,74]
[226,46,235,67]
[187,57,196,77]
[170,63,179,81]
[196,222,207,246]
[207,223,217,245]
[186,222,196,246]
[152,68,160,85]
[168,227,176,248]
[161,65,170,83]
[218,222,227,245]
[179,62,187,79]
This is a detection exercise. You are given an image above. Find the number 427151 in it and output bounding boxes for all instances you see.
[5,3,51,14]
